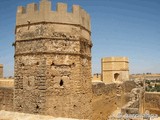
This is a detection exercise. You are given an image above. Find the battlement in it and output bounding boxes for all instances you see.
[16,0,91,31]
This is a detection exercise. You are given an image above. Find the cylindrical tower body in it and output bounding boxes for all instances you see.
[14,0,92,119]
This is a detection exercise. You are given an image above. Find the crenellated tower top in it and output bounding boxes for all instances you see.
[16,0,91,31]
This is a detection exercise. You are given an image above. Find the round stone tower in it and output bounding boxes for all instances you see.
[14,0,92,119]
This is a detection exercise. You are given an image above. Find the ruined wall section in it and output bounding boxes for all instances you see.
[144,92,160,115]
[0,87,13,111]
[92,80,137,120]
[92,82,117,120]
[0,64,3,78]
[122,80,137,93]
[14,0,92,119]
[120,81,139,109]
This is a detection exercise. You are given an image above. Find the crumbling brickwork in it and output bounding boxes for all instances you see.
[92,82,117,120]
[92,80,137,120]
[0,64,3,78]
[14,0,92,119]
[144,92,160,115]
[0,87,13,111]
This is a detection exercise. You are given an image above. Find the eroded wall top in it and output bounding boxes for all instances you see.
[16,0,91,31]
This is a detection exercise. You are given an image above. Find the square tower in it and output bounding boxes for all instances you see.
[14,0,92,119]
[101,57,129,83]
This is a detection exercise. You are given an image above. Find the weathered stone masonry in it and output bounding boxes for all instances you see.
[144,92,160,115]
[14,0,92,119]
[0,87,13,111]
[92,80,137,120]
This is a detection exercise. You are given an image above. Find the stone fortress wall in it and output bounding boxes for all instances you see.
[101,57,129,83]
[0,78,137,120]
[92,80,137,119]
[92,82,118,119]
[14,0,92,119]
[130,74,160,116]
[0,87,13,111]
[144,92,160,115]
[0,0,160,120]
[130,74,160,80]
[0,64,137,120]
[0,64,14,112]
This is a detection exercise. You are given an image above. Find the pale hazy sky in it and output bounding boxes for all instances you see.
[0,0,160,77]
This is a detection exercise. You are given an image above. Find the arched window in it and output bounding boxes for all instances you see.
[114,73,120,81]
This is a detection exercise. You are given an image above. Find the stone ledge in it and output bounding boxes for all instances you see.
[0,110,88,120]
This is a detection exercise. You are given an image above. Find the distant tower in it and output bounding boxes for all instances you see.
[14,0,92,119]
[101,57,129,83]
[0,64,3,78]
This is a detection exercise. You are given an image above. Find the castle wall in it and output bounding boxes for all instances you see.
[144,92,160,115]
[92,80,136,120]
[0,64,3,78]
[0,87,13,111]
[14,0,92,119]
[116,80,137,109]
[101,57,129,83]
[92,82,117,120]
[130,74,160,80]
[0,80,136,119]
[122,80,137,93]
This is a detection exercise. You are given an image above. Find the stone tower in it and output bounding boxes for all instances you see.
[0,64,3,78]
[101,57,129,83]
[14,0,92,119]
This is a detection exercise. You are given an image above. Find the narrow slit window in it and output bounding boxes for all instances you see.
[60,79,64,86]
